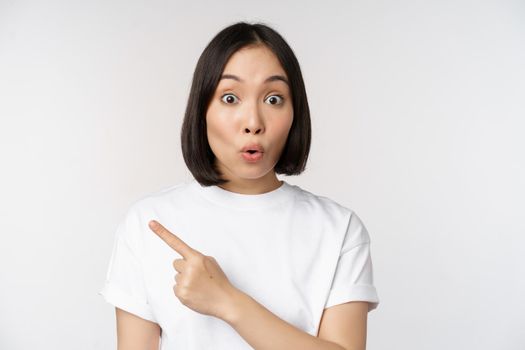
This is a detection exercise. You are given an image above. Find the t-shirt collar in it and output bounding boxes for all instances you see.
[189,178,295,210]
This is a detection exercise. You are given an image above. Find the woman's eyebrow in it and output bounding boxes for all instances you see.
[219,74,289,86]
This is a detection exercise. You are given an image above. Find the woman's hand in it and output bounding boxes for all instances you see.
[148,220,240,320]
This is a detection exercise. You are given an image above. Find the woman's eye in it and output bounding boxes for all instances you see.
[220,93,284,105]
[265,95,284,105]
[220,94,239,104]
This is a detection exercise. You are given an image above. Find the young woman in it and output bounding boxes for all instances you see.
[100,21,380,350]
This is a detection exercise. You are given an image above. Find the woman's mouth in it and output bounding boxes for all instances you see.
[241,150,263,162]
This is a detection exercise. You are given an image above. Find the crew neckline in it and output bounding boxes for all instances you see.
[188,178,295,210]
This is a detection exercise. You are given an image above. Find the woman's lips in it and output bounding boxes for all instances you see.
[241,151,263,162]
[241,143,264,153]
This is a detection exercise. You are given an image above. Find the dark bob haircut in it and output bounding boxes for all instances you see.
[181,21,311,186]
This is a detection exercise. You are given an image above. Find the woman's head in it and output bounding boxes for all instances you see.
[181,21,311,187]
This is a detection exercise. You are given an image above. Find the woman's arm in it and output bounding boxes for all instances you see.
[115,307,160,350]
[222,290,347,350]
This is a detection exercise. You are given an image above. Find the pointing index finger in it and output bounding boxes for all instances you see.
[148,220,196,259]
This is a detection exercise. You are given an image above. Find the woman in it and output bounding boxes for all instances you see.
[99,21,380,350]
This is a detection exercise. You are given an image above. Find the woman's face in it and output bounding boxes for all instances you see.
[205,45,294,192]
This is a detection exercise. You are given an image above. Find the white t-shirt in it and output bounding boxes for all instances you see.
[99,178,379,349]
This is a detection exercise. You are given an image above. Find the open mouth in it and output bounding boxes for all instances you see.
[241,149,263,162]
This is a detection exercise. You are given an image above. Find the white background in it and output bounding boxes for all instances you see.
[1,0,524,349]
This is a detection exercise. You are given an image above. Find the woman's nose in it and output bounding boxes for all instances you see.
[242,104,264,134]
[244,125,263,134]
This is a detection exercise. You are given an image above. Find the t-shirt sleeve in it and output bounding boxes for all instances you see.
[98,209,157,323]
[324,211,380,312]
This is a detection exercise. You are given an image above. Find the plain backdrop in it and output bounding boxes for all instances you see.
[1,0,524,349]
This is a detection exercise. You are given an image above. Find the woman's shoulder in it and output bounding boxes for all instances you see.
[289,183,371,245]
[288,182,356,220]
[126,179,195,214]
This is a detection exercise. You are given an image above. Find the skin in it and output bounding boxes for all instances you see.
[205,44,294,195]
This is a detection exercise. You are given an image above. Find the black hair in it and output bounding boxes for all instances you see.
[181,21,311,186]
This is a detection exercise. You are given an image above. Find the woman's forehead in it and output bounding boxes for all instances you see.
[221,46,287,81]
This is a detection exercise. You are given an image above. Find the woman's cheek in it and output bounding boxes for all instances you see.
[275,110,293,137]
